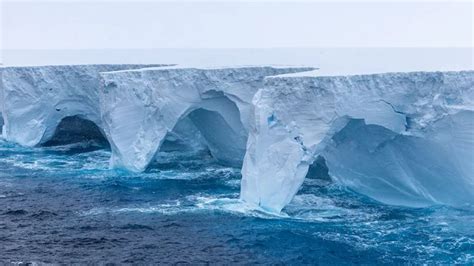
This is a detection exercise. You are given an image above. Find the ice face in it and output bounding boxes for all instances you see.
[99,66,316,172]
[323,115,474,207]
[0,64,166,147]
[240,71,474,212]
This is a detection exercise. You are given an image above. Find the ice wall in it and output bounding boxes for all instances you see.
[241,71,474,212]
[2,64,472,213]
[1,64,165,146]
[0,68,4,135]
[99,66,315,172]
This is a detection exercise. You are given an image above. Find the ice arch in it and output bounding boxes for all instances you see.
[241,71,474,213]
[152,92,248,169]
[158,116,208,153]
[184,97,248,166]
[149,96,248,169]
[99,66,315,172]
[0,64,165,146]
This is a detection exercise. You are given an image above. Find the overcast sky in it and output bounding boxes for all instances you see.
[1,0,473,51]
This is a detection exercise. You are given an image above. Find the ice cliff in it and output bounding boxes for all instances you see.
[1,64,472,213]
[99,66,315,172]
[1,64,165,146]
[241,71,474,212]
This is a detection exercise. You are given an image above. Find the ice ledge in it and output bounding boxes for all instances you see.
[268,69,474,78]
[99,66,316,172]
[0,64,168,146]
[241,70,474,212]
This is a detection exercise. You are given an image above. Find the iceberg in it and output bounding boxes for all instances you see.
[99,66,315,172]
[1,64,165,146]
[240,71,474,212]
[1,64,472,213]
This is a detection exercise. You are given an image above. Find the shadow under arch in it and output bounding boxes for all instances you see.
[42,115,110,152]
[305,156,331,181]
[0,113,3,134]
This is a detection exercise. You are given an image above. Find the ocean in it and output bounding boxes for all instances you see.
[0,138,472,264]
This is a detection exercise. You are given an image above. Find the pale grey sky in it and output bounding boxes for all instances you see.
[2,0,473,50]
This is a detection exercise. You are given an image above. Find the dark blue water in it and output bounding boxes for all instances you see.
[0,139,473,264]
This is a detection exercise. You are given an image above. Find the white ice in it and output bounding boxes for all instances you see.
[98,66,315,172]
[241,71,474,212]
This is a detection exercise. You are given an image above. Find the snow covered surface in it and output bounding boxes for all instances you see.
[99,66,315,172]
[0,64,166,146]
[241,70,474,212]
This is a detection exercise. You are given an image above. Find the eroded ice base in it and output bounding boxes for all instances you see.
[241,71,474,212]
[324,114,474,208]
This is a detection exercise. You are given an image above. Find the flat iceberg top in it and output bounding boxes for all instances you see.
[4,48,472,71]
[100,65,317,74]
[0,64,170,71]
[268,69,474,78]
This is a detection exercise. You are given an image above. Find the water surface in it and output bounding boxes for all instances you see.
[0,139,472,264]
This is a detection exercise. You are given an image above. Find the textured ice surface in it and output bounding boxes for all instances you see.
[99,66,315,172]
[0,64,166,146]
[241,71,474,212]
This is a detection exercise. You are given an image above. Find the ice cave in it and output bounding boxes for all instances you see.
[98,66,314,172]
[240,70,474,212]
[0,64,165,146]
